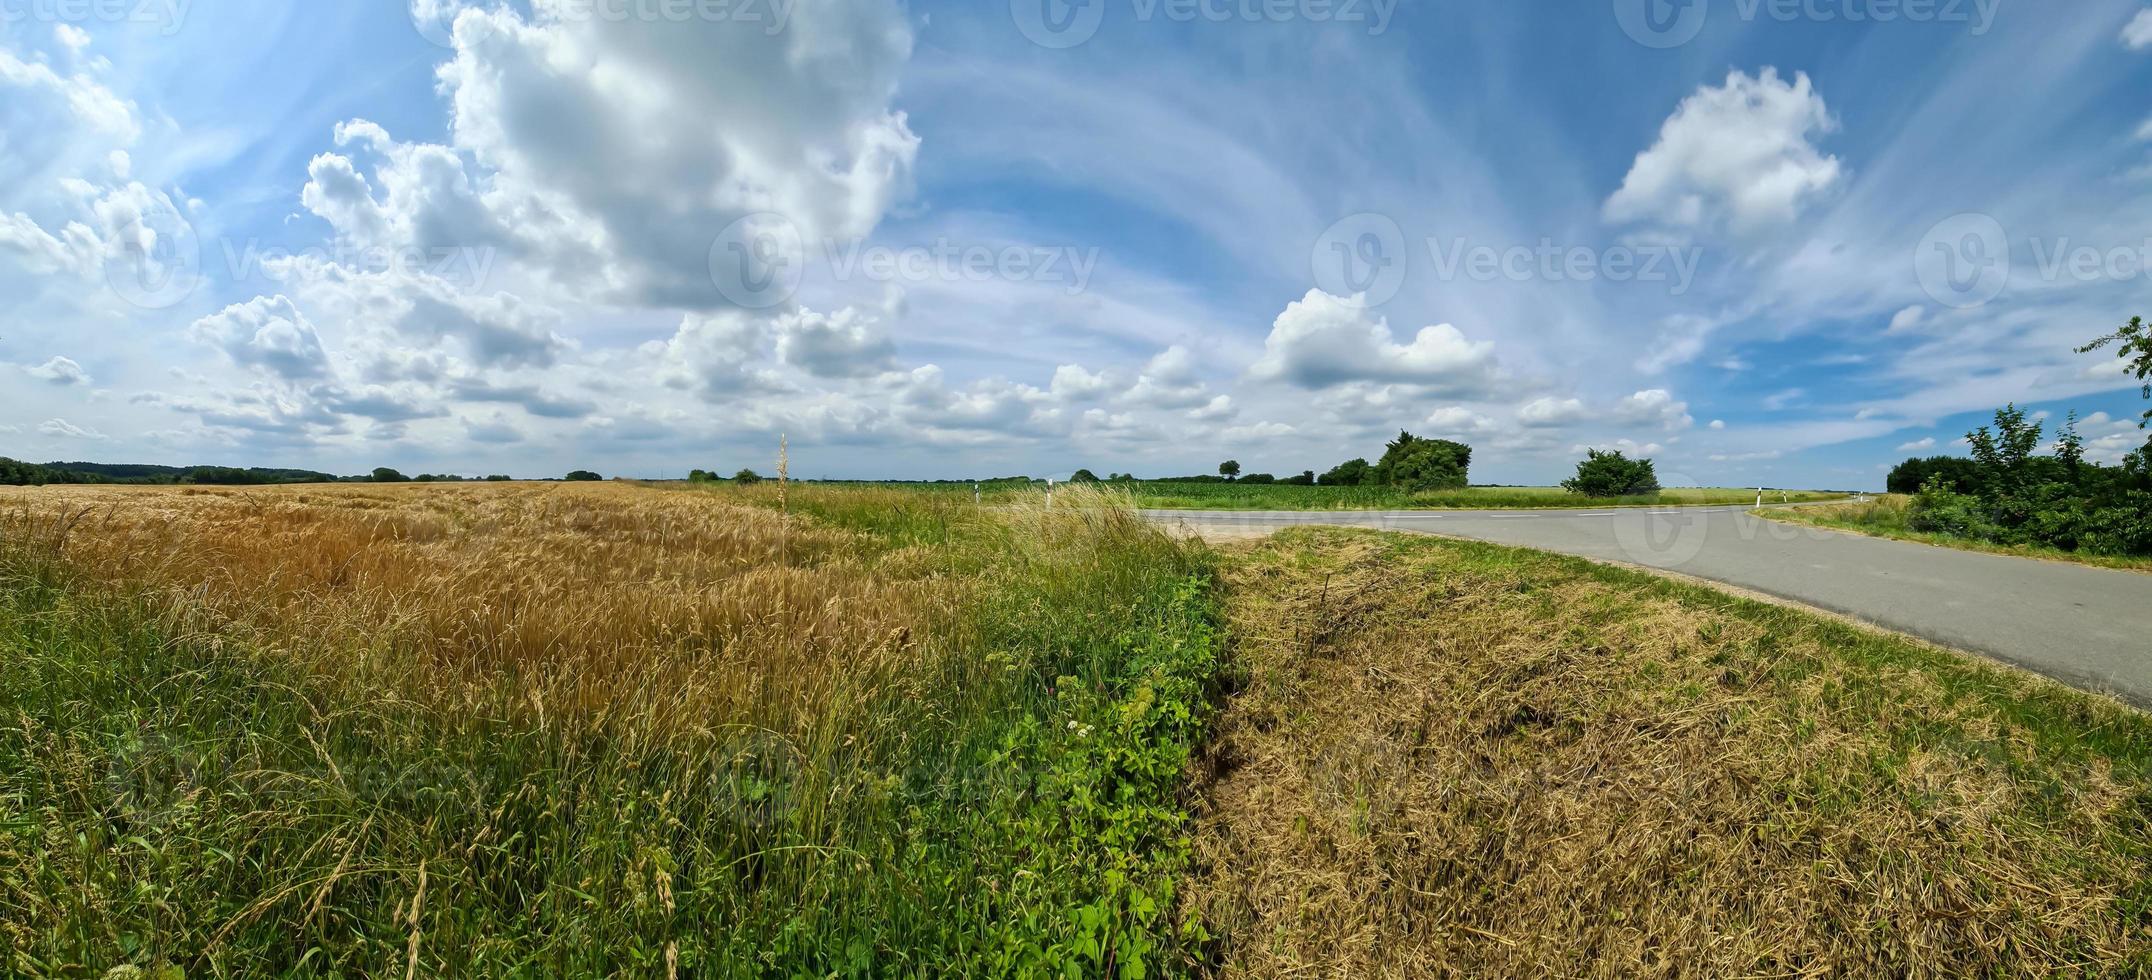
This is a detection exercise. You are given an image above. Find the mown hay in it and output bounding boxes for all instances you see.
[1185,528,2152,978]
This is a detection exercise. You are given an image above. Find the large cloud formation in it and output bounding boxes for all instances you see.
[1604,68,1841,234]
[1249,289,1497,392]
[304,0,921,309]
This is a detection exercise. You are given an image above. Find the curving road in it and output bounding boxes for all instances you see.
[1143,505,2152,707]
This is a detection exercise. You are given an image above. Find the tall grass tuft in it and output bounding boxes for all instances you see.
[0,481,1221,976]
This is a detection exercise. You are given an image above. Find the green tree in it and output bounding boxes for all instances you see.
[735,469,764,485]
[1320,458,1372,486]
[371,467,410,483]
[1374,431,1472,491]
[2084,316,2152,482]
[1887,456,1985,496]
[2056,412,2086,484]
[1965,404,2043,495]
[2081,316,2151,427]
[1218,460,1241,481]
[566,470,604,482]
[185,466,260,486]
[1069,469,1100,483]
[1562,450,1661,497]
[1284,470,1316,486]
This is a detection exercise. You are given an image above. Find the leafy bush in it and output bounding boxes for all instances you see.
[1907,478,2005,541]
[1562,450,1661,497]
[1887,455,1987,495]
[1893,402,2152,558]
[1320,458,1372,486]
[734,469,764,485]
[566,470,604,482]
[1374,432,1471,491]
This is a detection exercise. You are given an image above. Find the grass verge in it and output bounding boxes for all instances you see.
[1765,496,2152,574]
[1132,485,1844,512]
[1184,527,2152,976]
[0,483,1223,976]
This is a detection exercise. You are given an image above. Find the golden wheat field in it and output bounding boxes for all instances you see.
[0,481,952,737]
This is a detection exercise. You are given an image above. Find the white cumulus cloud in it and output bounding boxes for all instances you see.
[1615,389,1695,431]
[1605,68,1841,234]
[1518,396,1589,428]
[2124,9,2152,49]
[25,356,89,385]
[187,296,332,382]
[1249,290,1495,392]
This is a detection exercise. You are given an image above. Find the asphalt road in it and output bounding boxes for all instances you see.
[1143,505,2152,706]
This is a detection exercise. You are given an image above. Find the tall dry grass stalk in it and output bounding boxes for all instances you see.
[0,482,948,741]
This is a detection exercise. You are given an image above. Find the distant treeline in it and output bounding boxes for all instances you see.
[0,460,578,487]
[0,458,347,487]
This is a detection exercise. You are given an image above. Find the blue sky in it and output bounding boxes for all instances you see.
[3,0,2151,486]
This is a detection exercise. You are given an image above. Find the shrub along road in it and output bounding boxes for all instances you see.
[1144,503,2152,707]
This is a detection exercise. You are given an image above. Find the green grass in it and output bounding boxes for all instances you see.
[1127,483,1845,512]
[0,487,1225,976]
[1766,496,2152,574]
